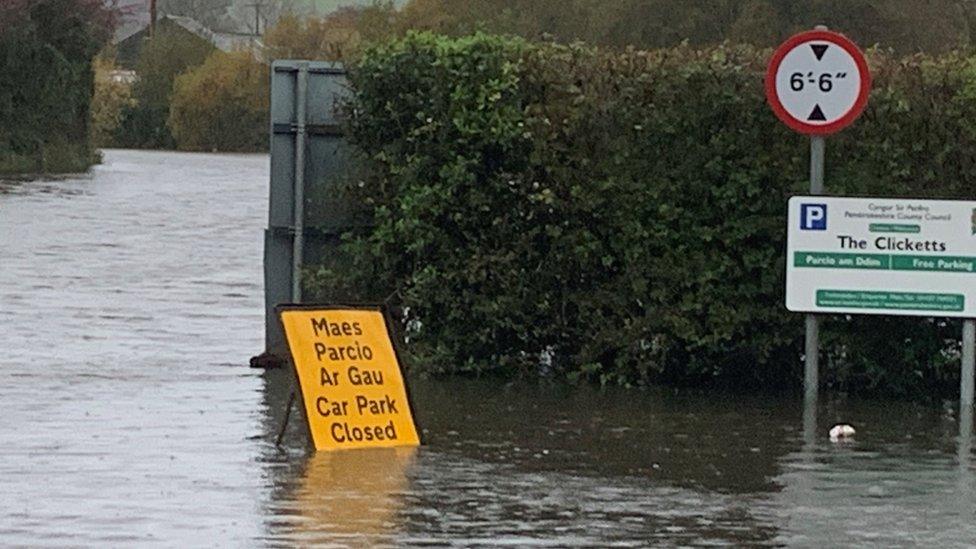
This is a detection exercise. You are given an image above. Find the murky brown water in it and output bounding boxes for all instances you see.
[1,149,974,546]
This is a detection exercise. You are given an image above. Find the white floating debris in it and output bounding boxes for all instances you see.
[829,424,856,441]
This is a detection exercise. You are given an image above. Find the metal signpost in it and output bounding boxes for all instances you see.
[965,319,975,406]
[766,28,871,407]
[786,198,976,407]
[768,28,976,411]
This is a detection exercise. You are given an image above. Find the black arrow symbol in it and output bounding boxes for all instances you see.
[808,104,827,121]
[811,44,829,61]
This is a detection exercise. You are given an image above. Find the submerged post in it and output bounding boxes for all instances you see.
[959,380,973,472]
[805,136,825,404]
[963,319,975,408]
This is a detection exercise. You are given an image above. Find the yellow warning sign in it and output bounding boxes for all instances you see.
[279,306,421,451]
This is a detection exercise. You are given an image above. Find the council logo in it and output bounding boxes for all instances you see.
[800,203,827,231]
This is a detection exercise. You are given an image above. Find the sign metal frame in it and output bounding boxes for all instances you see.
[767,27,974,413]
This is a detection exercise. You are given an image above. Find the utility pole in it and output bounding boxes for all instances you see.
[149,0,157,38]
[247,3,263,35]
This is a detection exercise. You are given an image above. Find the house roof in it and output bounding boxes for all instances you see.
[113,14,263,52]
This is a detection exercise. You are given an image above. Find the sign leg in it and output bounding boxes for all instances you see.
[963,319,976,408]
[805,315,820,404]
[959,392,973,471]
[803,381,817,447]
[275,391,297,447]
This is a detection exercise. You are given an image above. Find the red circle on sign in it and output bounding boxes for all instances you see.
[765,30,871,135]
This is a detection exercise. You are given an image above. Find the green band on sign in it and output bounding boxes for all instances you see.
[816,290,965,312]
[890,255,976,273]
[793,252,890,269]
[869,223,921,234]
[795,252,976,273]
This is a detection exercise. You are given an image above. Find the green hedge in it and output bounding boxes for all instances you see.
[0,0,112,174]
[306,32,974,396]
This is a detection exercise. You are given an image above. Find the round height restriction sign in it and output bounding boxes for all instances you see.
[765,30,871,135]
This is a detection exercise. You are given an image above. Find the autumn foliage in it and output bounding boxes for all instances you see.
[168,51,269,152]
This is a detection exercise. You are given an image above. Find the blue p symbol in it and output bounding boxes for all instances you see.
[800,204,827,230]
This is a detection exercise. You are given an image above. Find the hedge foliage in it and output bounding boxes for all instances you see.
[394,0,976,55]
[0,0,112,174]
[304,33,974,396]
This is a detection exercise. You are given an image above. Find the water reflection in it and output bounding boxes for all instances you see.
[260,375,976,545]
[0,175,93,196]
[283,448,416,545]
[261,377,790,545]
[772,398,976,546]
[407,379,795,494]
[958,404,973,510]
[959,404,973,470]
[259,368,416,545]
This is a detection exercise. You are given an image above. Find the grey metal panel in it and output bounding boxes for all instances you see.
[264,59,351,354]
[306,72,350,126]
[268,133,296,228]
[304,136,357,233]
[271,64,297,126]
[264,229,293,353]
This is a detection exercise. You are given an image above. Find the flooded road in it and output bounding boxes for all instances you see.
[1,149,974,546]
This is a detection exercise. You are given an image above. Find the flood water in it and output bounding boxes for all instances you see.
[1,149,974,546]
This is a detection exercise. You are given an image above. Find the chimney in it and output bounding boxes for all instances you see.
[150,0,157,38]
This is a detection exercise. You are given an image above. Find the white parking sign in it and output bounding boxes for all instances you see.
[787,196,976,317]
